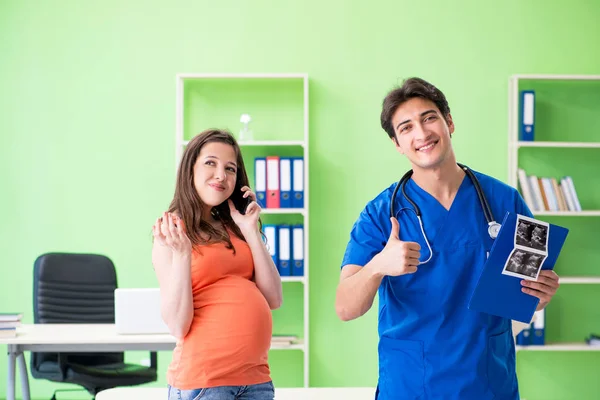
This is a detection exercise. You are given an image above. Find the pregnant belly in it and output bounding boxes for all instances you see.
[188,277,273,361]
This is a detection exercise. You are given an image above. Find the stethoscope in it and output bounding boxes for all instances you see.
[389,163,501,264]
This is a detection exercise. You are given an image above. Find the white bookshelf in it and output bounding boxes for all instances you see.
[517,141,600,148]
[516,343,600,352]
[559,277,600,284]
[182,139,307,148]
[176,73,310,387]
[262,208,307,216]
[508,75,600,365]
[508,75,600,189]
[281,276,306,284]
[532,211,600,217]
[270,340,306,351]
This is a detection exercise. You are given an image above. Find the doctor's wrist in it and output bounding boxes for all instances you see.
[365,257,386,279]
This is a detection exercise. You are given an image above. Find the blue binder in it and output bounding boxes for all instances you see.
[292,225,304,276]
[255,158,267,208]
[516,325,532,346]
[468,212,569,323]
[279,157,292,208]
[263,224,278,269]
[520,90,535,141]
[531,309,545,345]
[278,225,292,276]
[291,157,304,209]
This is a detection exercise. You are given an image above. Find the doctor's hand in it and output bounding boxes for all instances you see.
[374,217,421,277]
[521,270,560,311]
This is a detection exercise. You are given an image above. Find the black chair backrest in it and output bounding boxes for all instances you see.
[32,253,123,368]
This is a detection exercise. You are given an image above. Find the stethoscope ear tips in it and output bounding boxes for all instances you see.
[488,222,501,240]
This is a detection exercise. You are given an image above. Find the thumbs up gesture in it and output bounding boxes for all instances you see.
[376,217,421,276]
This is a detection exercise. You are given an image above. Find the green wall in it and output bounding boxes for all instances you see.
[1,0,599,399]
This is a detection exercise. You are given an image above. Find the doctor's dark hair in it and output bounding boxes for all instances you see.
[167,128,257,250]
[380,77,451,142]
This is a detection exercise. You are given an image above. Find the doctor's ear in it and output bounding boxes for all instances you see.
[392,136,404,154]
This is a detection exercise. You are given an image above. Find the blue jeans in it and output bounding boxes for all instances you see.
[167,381,274,400]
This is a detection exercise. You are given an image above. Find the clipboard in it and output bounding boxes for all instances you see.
[468,211,569,323]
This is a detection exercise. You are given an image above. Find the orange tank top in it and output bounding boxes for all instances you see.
[166,232,272,389]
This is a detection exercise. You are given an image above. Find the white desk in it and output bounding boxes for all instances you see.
[0,324,177,400]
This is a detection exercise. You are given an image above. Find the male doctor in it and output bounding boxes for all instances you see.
[335,77,559,399]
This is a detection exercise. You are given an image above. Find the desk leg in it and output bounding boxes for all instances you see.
[17,352,31,400]
[7,345,16,400]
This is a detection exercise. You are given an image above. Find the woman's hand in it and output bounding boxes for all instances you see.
[153,212,192,256]
[229,186,261,235]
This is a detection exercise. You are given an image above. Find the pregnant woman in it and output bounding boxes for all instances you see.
[152,129,282,400]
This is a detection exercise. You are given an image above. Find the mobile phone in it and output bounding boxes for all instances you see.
[231,192,251,215]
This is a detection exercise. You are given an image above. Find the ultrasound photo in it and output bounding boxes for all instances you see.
[515,216,548,252]
[502,248,546,280]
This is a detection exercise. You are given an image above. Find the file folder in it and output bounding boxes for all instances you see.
[520,90,535,141]
[292,225,304,276]
[263,224,278,268]
[531,309,545,345]
[266,156,280,208]
[279,158,292,208]
[468,212,569,323]
[255,158,267,208]
[278,225,291,276]
[516,325,532,346]
[292,157,304,209]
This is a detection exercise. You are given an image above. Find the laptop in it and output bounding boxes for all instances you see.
[114,288,170,334]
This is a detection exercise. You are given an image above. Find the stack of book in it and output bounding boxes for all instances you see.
[271,335,299,347]
[517,169,581,212]
[0,313,23,338]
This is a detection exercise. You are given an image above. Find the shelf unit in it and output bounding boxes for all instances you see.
[175,73,310,387]
[516,343,600,352]
[508,75,600,397]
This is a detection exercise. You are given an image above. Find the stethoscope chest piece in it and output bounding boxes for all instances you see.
[488,222,501,240]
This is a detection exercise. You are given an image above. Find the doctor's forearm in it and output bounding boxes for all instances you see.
[335,263,384,321]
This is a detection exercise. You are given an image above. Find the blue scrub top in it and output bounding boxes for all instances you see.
[342,170,533,400]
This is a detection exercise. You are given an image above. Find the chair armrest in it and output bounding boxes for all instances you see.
[149,352,158,369]
[57,353,69,380]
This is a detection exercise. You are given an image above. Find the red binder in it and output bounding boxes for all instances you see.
[266,156,280,208]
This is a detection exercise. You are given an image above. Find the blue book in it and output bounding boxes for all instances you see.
[468,212,569,323]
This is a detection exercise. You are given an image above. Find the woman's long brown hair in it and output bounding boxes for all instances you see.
[167,129,259,251]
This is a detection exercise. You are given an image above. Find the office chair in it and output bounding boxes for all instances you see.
[31,252,158,400]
